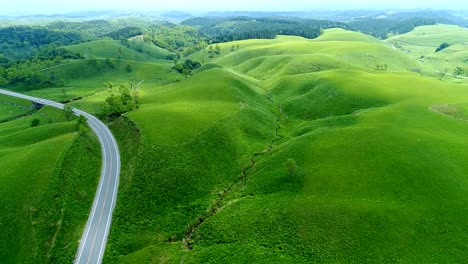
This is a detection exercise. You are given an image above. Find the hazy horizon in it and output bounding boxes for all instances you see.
[1,0,467,16]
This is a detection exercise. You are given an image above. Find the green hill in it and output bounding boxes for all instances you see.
[4,22,468,264]
[20,59,181,105]
[388,24,468,48]
[385,24,468,77]
[100,27,468,263]
[195,31,420,78]
[387,24,468,62]
[66,39,172,62]
[314,28,381,43]
[0,95,31,122]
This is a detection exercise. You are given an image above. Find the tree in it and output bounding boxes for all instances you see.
[77,115,88,131]
[174,63,185,72]
[173,59,201,75]
[125,64,133,73]
[31,118,40,127]
[88,57,98,67]
[104,81,114,92]
[435,42,451,53]
[120,87,134,111]
[215,45,221,55]
[105,58,116,69]
[454,66,464,76]
[104,94,125,116]
[0,76,6,86]
[284,158,297,182]
[63,105,74,121]
[182,69,191,77]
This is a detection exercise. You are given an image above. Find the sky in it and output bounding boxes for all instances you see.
[1,0,467,15]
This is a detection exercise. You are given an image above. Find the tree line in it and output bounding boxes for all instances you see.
[182,17,348,42]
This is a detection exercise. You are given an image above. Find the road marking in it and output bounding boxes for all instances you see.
[97,128,120,264]
[75,117,109,264]
[85,123,113,264]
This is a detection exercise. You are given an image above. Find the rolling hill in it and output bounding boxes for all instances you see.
[2,22,467,264]
[98,27,468,263]
[65,39,172,62]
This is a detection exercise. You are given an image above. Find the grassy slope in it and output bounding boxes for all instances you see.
[99,28,468,263]
[0,97,101,263]
[388,24,468,48]
[66,39,172,62]
[22,59,181,113]
[8,26,466,263]
[198,32,420,80]
[187,70,468,263]
[0,95,31,121]
[104,66,279,263]
[174,29,468,263]
[386,24,468,75]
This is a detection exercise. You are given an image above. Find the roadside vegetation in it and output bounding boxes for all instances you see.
[0,99,100,263]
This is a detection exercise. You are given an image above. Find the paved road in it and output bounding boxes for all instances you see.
[0,89,121,264]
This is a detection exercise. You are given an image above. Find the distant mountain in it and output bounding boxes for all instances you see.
[159,10,193,20]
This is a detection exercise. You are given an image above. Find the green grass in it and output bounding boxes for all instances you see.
[0,99,100,263]
[179,69,468,263]
[4,24,468,264]
[18,59,181,114]
[126,67,267,145]
[388,24,468,48]
[0,109,74,263]
[104,27,468,263]
[104,65,279,263]
[66,39,172,62]
[193,32,420,77]
[0,99,31,122]
[386,24,468,76]
[314,28,381,43]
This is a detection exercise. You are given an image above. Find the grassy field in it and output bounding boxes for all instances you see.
[3,24,468,263]
[387,24,468,76]
[0,96,101,263]
[101,27,468,263]
[183,70,468,263]
[196,32,421,80]
[0,94,32,122]
[66,39,172,62]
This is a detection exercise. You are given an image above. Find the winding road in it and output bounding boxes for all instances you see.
[0,89,120,264]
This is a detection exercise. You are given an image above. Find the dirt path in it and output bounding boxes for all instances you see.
[37,61,81,72]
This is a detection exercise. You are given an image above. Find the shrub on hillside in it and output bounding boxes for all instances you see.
[435,42,452,52]
[173,59,202,76]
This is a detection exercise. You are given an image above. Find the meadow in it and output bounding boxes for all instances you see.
[101,27,468,263]
[1,21,467,264]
